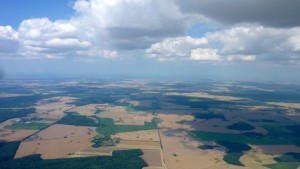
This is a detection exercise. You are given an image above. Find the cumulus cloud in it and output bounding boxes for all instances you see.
[0,0,199,59]
[16,18,91,58]
[0,26,19,53]
[227,55,256,61]
[45,38,90,49]
[76,49,119,60]
[190,48,220,61]
[206,26,300,63]
[146,36,208,61]
[146,25,300,64]
[175,0,300,27]
[0,0,300,65]
[71,0,196,50]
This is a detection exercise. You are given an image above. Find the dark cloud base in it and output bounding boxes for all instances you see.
[176,0,300,27]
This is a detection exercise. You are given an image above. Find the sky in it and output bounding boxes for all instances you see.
[0,0,300,81]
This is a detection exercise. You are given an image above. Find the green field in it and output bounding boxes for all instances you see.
[223,152,244,166]
[58,115,98,127]
[57,114,158,135]
[96,118,158,135]
[264,162,300,169]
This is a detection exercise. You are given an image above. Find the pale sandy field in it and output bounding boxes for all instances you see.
[142,167,166,169]
[158,113,195,130]
[0,129,38,141]
[0,93,33,98]
[34,97,77,119]
[15,124,97,159]
[165,92,242,101]
[267,102,300,109]
[83,80,149,89]
[70,130,164,168]
[247,106,274,110]
[210,87,231,93]
[66,104,107,116]
[98,106,154,125]
[141,91,161,94]
[239,85,274,92]
[112,129,160,141]
[70,147,117,157]
[159,128,246,169]
[240,151,279,169]
[127,100,140,106]
[141,149,164,167]
[157,111,258,169]
[116,140,161,149]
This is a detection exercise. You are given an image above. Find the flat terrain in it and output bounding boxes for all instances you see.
[0,129,38,142]
[15,124,97,159]
[0,79,300,169]
[112,129,160,142]
[98,106,154,125]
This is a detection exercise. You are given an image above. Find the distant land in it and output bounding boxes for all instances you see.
[1,78,300,169]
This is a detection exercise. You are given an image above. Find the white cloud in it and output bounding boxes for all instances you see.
[76,49,119,60]
[71,0,196,50]
[190,48,220,61]
[45,38,90,49]
[146,25,300,64]
[102,50,118,59]
[0,26,19,53]
[16,18,87,58]
[0,26,18,40]
[146,36,207,61]
[286,35,300,52]
[0,0,300,65]
[206,26,300,63]
[0,0,200,59]
[227,55,256,61]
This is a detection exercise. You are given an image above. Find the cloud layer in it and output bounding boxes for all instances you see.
[175,0,300,27]
[0,26,19,53]
[0,0,300,65]
[1,0,195,59]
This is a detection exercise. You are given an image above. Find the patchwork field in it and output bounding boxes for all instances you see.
[0,129,38,142]
[0,79,300,169]
[98,106,154,125]
[165,92,242,101]
[112,129,160,142]
[15,124,97,159]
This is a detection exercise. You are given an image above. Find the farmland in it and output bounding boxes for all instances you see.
[0,79,300,169]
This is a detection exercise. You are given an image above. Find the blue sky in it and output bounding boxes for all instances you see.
[0,0,74,28]
[0,0,300,81]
